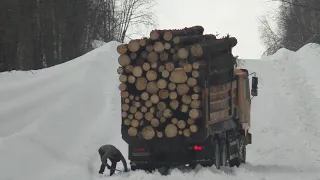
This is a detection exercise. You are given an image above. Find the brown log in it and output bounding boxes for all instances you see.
[157,79,167,89]
[156,111,163,118]
[171,118,178,124]
[164,42,171,50]
[151,26,204,41]
[170,100,179,110]
[178,59,188,68]
[172,34,216,45]
[182,95,192,104]
[190,125,198,133]
[132,66,143,77]
[122,104,130,111]
[187,77,197,87]
[142,126,155,140]
[135,77,147,90]
[135,111,143,120]
[157,102,167,111]
[119,83,126,91]
[141,92,149,101]
[161,70,170,79]
[177,48,189,59]
[150,107,155,113]
[146,45,154,52]
[163,108,172,118]
[123,119,131,126]
[147,51,158,64]
[189,109,200,119]
[192,61,206,69]
[187,118,195,125]
[180,104,189,113]
[118,54,131,67]
[190,100,201,109]
[192,70,199,78]
[183,64,193,73]
[150,94,159,104]
[141,106,148,113]
[165,62,175,72]
[122,111,128,118]
[193,85,201,93]
[169,68,188,83]
[159,51,169,61]
[142,62,151,71]
[168,82,176,91]
[176,83,190,95]
[146,70,157,81]
[177,120,186,129]
[164,124,178,138]
[183,129,191,137]
[135,96,140,101]
[151,63,157,69]
[154,42,164,53]
[129,106,137,114]
[121,91,129,98]
[135,57,145,66]
[169,91,178,100]
[128,39,140,52]
[170,48,176,54]
[160,117,166,123]
[158,65,165,72]
[117,67,124,74]
[133,101,141,108]
[140,121,144,126]
[178,130,183,135]
[124,98,130,103]
[119,75,127,83]
[147,81,159,94]
[157,131,164,138]
[139,38,148,47]
[130,53,137,60]
[117,44,128,54]
[124,65,132,74]
[128,127,138,136]
[151,118,160,127]
[172,53,179,61]
[191,94,199,100]
[190,37,237,57]
[145,100,152,108]
[159,89,169,99]
[145,112,154,121]
[129,95,134,100]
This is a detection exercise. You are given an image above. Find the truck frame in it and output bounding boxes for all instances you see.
[121,49,258,173]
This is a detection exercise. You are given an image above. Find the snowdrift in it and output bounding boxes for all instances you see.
[0,42,320,180]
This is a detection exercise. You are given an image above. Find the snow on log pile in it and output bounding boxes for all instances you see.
[116,25,237,140]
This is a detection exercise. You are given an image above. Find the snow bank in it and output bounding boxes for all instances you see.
[1,41,320,180]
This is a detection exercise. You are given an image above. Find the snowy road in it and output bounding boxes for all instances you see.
[0,42,319,180]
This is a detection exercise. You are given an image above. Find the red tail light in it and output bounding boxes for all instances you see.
[137,148,145,152]
[193,145,204,151]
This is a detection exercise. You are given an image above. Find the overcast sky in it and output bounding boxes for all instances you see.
[129,0,280,59]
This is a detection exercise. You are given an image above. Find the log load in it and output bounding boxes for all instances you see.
[116,25,237,140]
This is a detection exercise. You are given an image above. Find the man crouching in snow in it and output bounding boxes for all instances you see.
[98,144,129,176]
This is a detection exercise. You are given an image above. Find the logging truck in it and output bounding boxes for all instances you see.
[116,26,259,172]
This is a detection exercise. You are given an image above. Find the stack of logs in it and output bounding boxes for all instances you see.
[116,25,236,140]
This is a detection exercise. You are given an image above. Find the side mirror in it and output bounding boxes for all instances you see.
[251,76,258,96]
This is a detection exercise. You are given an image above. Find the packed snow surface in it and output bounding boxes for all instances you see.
[0,41,320,180]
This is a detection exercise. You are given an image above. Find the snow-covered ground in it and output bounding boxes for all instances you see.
[0,41,320,180]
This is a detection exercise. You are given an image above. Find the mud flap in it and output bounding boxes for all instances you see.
[246,133,252,144]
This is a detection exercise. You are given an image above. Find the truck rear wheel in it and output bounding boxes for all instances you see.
[213,139,221,169]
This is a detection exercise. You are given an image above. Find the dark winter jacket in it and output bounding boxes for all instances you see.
[98,144,128,171]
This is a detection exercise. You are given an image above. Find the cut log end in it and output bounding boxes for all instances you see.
[165,124,178,138]
[142,126,155,140]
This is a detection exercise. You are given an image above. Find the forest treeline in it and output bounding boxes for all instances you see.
[260,0,320,56]
[0,0,156,72]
